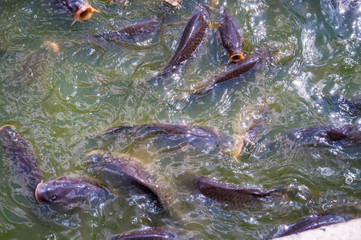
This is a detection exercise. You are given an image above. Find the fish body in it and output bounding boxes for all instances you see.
[289,124,361,148]
[105,123,242,156]
[273,214,347,238]
[95,18,162,43]
[195,48,268,95]
[108,227,177,240]
[218,9,244,62]
[161,9,208,74]
[195,176,283,208]
[86,151,170,210]
[55,0,99,24]
[0,125,43,191]
[35,177,112,208]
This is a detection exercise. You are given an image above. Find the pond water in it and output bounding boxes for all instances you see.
[1,0,361,239]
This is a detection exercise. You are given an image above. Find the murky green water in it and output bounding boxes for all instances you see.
[1,0,361,239]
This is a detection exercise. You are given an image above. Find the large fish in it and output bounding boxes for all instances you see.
[104,123,244,157]
[288,124,361,148]
[161,9,208,74]
[194,176,285,208]
[272,214,347,238]
[108,227,177,240]
[0,125,44,192]
[35,177,113,209]
[85,150,170,211]
[194,48,270,95]
[218,9,244,63]
[55,0,99,25]
[95,17,162,44]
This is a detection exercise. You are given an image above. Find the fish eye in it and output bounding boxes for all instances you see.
[52,195,57,201]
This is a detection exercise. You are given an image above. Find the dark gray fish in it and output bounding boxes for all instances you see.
[85,151,170,210]
[0,125,44,192]
[55,0,99,24]
[194,48,269,95]
[108,227,177,240]
[195,176,284,208]
[288,124,361,148]
[272,214,347,238]
[35,177,113,209]
[161,9,208,74]
[95,18,162,43]
[104,123,243,157]
[323,94,361,116]
[218,9,244,63]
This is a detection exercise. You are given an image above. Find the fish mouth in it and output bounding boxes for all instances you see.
[230,53,244,63]
[163,0,179,7]
[35,181,44,204]
[72,4,100,25]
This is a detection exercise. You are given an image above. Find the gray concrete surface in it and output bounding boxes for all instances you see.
[273,218,361,240]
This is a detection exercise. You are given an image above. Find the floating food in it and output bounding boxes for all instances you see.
[218,9,244,63]
[163,0,180,7]
[35,177,113,208]
[55,0,99,25]
[0,125,44,192]
[95,17,162,44]
[194,176,285,208]
[104,123,244,157]
[108,227,177,240]
[272,214,347,238]
[194,48,270,95]
[161,9,208,74]
[288,124,361,148]
[86,150,170,210]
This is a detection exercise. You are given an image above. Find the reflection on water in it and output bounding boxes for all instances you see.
[1,0,361,239]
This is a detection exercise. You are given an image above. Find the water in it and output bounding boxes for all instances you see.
[1,0,361,239]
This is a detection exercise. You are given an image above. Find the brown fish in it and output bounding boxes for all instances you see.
[161,9,208,74]
[0,125,44,191]
[95,17,162,43]
[218,9,244,63]
[108,227,177,240]
[55,0,100,25]
[105,123,244,157]
[195,176,284,208]
[272,214,347,238]
[194,48,270,95]
[86,151,170,210]
[35,177,113,208]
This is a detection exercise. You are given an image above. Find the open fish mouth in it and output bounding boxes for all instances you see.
[164,0,179,7]
[230,52,244,62]
[72,4,100,25]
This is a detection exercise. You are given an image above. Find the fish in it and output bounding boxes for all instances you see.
[95,17,162,44]
[35,177,113,209]
[85,150,170,210]
[194,48,270,95]
[104,123,244,157]
[55,0,100,25]
[272,214,347,238]
[160,9,208,74]
[194,176,285,208]
[0,125,44,192]
[218,9,244,63]
[163,0,180,7]
[323,94,361,116]
[108,227,177,240]
[288,124,361,148]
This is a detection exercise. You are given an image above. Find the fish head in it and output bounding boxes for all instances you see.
[72,4,100,25]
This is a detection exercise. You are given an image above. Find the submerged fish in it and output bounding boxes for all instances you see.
[86,150,170,210]
[288,124,361,148]
[218,9,244,63]
[323,94,361,116]
[55,0,99,25]
[95,17,162,43]
[104,123,244,157]
[35,177,113,209]
[194,176,284,208]
[194,48,270,95]
[0,125,44,192]
[161,9,208,74]
[272,214,347,238]
[108,227,177,240]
